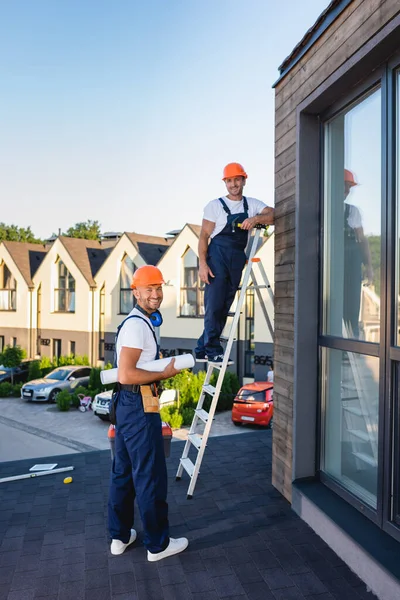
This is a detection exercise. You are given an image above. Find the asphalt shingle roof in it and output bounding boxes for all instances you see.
[0,432,376,600]
[2,242,48,287]
[125,233,171,266]
[59,237,114,287]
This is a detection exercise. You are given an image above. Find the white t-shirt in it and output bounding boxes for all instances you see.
[116,307,158,368]
[203,196,268,238]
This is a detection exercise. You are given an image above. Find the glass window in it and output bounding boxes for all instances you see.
[55,259,75,312]
[321,347,379,508]
[99,285,105,360]
[120,256,135,314]
[396,71,400,344]
[0,262,17,310]
[180,248,204,317]
[323,89,381,342]
[69,341,76,356]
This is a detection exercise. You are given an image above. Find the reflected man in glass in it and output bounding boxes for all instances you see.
[343,169,373,338]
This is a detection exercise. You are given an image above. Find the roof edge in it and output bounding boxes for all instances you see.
[273,0,353,88]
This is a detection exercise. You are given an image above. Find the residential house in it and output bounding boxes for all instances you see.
[0,241,47,356]
[95,232,172,365]
[273,1,400,597]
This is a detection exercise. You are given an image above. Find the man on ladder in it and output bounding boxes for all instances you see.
[195,162,274,363]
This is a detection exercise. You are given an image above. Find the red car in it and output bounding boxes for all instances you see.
[232,381,274,427]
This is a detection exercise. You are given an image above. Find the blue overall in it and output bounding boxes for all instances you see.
[108,315,169,553]
[195,197,249,358]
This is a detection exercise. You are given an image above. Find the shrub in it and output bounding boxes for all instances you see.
[74,354,89,365]
[56,389,71,411]
[0,382,13,397]
[28,360,42,381]
[0,345,24,384]
[11,383,23,397]
[89,367,102,391]
[169,410,183,429]
[204,371,240,412]
[163,370,207,409]
[181,406,195,426]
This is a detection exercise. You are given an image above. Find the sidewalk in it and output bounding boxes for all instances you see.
[0,432,376,600]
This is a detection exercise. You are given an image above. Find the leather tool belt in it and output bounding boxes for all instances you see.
[119,383,159,413]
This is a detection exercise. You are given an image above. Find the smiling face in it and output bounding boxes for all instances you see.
[224,176,246,200]
[133,283,163,314]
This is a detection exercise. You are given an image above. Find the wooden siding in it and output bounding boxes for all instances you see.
[273,0,400,501]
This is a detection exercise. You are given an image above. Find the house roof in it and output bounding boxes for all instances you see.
[274,0,352,85]
[2,241,48,287]
[58,237,115,287]
[187,223,202,237]
[125,232,172,266]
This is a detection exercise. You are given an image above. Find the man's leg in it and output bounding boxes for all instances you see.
[130,412,170,553]
[203,267,229,358]
[108,426,135,543]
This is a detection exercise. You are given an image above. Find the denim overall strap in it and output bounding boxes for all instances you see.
[114,315,159,367]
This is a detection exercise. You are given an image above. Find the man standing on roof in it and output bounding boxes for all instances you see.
[108,265,188,561]
[195,163,274,363]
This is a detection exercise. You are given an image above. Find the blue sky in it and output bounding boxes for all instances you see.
[0,0,329,239]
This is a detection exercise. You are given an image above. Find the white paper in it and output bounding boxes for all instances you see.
[29,464,58,472]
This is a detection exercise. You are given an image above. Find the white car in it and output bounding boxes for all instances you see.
[91,388,177,421]
[92,389,112,421]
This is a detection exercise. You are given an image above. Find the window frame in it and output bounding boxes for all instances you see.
[54,258,76,313]
[119,255,135,315]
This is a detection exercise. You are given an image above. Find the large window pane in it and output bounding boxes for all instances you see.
[323,89,381,342]
[396,71,400,344]
[321,348,379,508]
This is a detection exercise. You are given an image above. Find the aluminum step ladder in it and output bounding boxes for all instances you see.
[175,226,274,498]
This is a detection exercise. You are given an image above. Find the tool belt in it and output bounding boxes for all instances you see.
[119,383,159,413]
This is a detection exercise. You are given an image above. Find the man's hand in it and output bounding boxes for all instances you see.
[240,216,257,231]
[162,358,181,380]
[199,262,215,285]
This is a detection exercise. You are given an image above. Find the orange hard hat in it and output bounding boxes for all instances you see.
[344,169,358,187]
[130,265,165,289]
[222,163,247,180]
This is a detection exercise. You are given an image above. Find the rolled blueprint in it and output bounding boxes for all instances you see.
[100,353,195,385]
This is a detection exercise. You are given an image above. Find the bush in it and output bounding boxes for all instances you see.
[163,370,207,409]
[169,410,183,429]
[56,389,71,411]
[205,371,240,412]
[11,383,23,397]
[181,406,195,426]
[0,382,13,397]
[28,360,42,381]
[89,367,102,391]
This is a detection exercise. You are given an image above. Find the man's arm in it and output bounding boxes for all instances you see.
[241,206,275,230]
[198,219,216,285]
[118,347,180,385]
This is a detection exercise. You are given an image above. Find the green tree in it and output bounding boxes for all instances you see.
[0,223,42,244]
[62,220,101,240]
[0,345,24,384]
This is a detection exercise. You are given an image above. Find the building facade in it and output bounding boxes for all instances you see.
[0,227,274,383]
[273,1,400,597]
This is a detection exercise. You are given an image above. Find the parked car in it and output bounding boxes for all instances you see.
[231,381,274,427]
[92,389,112,421]
[91,388,178,421]
[0,362,31,384]
[21,366,92,402]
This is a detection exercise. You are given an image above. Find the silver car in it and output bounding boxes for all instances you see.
[21,366,92,402]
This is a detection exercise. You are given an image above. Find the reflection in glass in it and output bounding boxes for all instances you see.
[397,72,400,344]
[322,348,378,508]
[323,89,381,342]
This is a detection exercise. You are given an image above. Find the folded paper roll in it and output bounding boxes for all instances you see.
[100,353,195,385]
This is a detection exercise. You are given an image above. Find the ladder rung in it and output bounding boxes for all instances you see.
[211,360,234,368]
[180,458,195,478]
[195,408,209,423]
[238,284,269,290]
[203,384,216,396]
[220,336,237,342]
[188,433,202,450]
[227,311,242,317]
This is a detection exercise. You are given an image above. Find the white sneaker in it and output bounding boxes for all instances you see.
[147,537,189,562]
[110,529,137,555]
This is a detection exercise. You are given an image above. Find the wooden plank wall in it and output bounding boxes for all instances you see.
[273,0,400,502]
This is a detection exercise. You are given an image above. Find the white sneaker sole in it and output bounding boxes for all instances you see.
[147,538,189,562]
